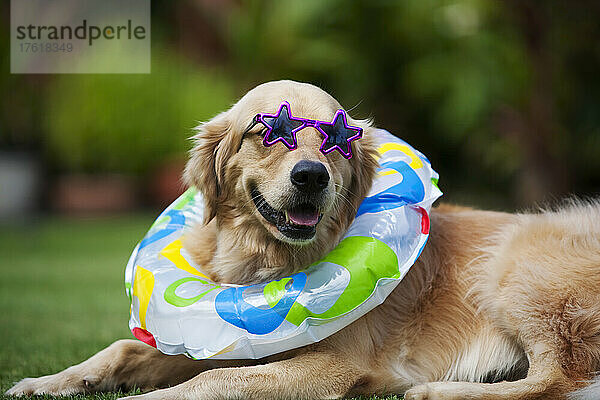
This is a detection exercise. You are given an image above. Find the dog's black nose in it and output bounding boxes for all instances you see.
[290,160,330,193]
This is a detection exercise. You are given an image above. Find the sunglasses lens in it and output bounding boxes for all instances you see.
[261,104,304,149]
[319,125,349,148]
[317,112,362,158]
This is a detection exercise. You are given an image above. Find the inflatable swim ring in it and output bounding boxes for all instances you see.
[125,129,442,359]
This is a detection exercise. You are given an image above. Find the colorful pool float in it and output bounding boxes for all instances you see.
[125,129,442,359]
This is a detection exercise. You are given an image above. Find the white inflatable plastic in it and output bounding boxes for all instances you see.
[125,129,442,359]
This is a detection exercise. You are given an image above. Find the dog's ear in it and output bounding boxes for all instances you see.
[184,110,238,224]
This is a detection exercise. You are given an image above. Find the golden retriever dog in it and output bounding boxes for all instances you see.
[7,80,600,400]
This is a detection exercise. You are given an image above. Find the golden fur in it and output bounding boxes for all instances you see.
[181,81,378,284]
[7,81,600,400]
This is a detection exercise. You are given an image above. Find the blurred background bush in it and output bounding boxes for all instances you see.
[1,0,599,216]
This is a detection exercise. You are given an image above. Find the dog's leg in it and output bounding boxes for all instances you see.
[404,352,582,400]
[6,339,213,396]
[118,350,366,400]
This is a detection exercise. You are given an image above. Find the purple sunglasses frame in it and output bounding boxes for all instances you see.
[253,101,363,159]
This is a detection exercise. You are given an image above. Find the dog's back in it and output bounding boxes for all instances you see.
[373,201,600,399]
[505,201,600,400]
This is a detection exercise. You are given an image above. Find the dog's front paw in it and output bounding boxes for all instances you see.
[5,371,97,397]
[405,385,427,400]
[405,384,439,400]
[406,382,465,400]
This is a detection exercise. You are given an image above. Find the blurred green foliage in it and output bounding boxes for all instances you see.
[225,0,600,208]
[44,50,233,175]
[1,0,599,208]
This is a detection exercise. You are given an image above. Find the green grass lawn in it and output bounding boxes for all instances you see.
[0,215,151,400]
[0,215,400,400]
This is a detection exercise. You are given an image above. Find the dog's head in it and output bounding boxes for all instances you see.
[184,80,378,253]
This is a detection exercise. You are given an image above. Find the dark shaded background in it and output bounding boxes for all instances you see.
[2,0,600,217]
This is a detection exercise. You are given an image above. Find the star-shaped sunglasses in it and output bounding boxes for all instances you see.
[250,101,363,159]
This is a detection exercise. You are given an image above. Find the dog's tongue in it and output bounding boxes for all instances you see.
[287,209,320,226]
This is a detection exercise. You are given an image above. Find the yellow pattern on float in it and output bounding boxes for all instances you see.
[160,238,210,279]
[133,266,154,329]
[377,142,423,169]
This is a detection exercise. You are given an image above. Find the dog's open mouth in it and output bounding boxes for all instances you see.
[251,189,322,241]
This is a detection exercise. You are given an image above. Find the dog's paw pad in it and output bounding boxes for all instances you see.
[84,375,100,389]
